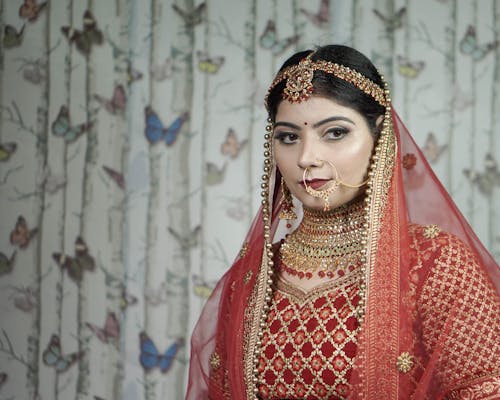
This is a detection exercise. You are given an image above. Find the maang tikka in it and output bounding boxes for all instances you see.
[279,177,297,221]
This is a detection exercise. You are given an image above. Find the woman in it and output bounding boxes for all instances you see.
[186,45,500,399]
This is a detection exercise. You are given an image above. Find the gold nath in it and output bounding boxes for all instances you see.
[266,52,389,107]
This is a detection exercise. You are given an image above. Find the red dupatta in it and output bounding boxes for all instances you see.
[186,109,500,399]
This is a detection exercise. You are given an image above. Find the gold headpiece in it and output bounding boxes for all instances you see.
[266,52,389,107]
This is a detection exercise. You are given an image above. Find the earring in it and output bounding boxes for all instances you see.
[279,178,297,221]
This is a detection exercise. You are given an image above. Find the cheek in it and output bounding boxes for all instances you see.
[274,147,292,171]
[336,139,374,173]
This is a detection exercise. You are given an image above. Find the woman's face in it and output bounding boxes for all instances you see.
[273,96,375,211]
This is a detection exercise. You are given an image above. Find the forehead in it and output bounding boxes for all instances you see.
[275,96,363,124]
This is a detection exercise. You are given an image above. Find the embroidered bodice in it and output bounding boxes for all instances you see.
[257,268,362,400]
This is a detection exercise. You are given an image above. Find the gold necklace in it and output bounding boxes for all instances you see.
[279,198,366,279]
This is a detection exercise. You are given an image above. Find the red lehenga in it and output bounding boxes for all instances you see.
[186,109,500,400]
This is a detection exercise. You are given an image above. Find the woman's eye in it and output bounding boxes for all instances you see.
[324,128,349,140]
[274,132,298,144]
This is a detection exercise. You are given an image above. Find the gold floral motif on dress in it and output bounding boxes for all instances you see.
[239,242,249,258]
[396,352,414,373]
[209,351,221,371]
[423,224,441,239]
[244,270,253,284]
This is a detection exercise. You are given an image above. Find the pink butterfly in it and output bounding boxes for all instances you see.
[102,165,125,190]
[94,85,126,115]
[86,311,120,343]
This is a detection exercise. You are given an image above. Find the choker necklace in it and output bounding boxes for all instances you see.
[278,199,366,279]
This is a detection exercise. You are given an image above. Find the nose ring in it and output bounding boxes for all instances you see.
[303,160,340,211]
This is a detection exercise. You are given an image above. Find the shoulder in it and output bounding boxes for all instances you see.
[408,225,500,395]
[408,223,468,254]
[408,223,498,316]
[408,223,478,275]
[407,223,495,299]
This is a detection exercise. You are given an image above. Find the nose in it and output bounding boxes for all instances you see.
[297,136,323,170]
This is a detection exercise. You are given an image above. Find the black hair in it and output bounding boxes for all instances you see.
[265,45,386,134]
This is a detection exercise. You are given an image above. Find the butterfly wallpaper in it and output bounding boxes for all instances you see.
[0,0,499,399]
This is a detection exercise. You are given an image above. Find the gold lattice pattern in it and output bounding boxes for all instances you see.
[418,232,500,394]
[257,275,361,399]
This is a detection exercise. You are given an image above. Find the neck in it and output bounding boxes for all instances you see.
[279,197,366,280]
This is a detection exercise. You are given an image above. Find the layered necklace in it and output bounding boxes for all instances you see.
[279,198,366,280]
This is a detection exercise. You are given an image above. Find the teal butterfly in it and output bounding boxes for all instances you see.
[43,334,83,373]
[460,25,499,61]
[259,20,299,56]
[51,105,93,143]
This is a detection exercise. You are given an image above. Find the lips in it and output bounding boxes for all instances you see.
[301,178,331,190]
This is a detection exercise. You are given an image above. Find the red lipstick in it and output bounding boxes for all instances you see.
[301,178,331,190]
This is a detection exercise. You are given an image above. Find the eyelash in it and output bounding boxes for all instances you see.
[274,128,349,144]
[324,127,349,140]
[273,132,298,144]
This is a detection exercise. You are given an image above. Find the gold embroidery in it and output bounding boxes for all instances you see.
[446,376,500,400]
[423,224,441,239]
[418,232,500,394]
[210,351,221,371]
[257,279,361,398]
[239,242,249,258]
[276,270,362,304]
[396,352,414,373]
[244,270,253,284]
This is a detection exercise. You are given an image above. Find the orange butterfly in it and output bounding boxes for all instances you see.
[10,216,38,249]
[221,128,248,159]
[422,132,447,163]
[19,0,47,22]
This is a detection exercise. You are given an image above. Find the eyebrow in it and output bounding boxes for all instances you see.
[274,116,356,130]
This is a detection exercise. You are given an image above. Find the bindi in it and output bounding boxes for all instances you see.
[304,122,308,125]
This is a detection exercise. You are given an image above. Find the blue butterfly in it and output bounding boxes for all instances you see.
[144,107,189,146]
[139,332,184,373]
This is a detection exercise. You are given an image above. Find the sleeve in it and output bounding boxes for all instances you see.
[416,230,500,399]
